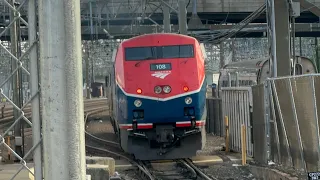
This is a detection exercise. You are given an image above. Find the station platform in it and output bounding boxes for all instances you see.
[0,163,33,180]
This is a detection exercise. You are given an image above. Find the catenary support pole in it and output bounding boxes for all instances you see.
[38,0,86,179]
[274,0,291,76]
[162,0,171,33]
[178,0,187,35]
[28,0,42,179]
[10,0,23,159]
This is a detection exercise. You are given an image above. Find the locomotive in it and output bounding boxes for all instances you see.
[107,33,207,160]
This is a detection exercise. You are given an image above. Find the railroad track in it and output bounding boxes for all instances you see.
[0,98,107,128]
[137,159,216,180]
[0,99,108,162]
[84,110,154,179]
[84,111,216,180]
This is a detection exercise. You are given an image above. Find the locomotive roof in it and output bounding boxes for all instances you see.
[122,33,197,43]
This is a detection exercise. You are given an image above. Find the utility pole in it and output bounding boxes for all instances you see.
[10,0,22,159]
[38,0,86,179]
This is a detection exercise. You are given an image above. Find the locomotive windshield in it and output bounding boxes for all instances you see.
[125,45,194,61]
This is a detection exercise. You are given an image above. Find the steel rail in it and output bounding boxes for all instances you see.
[84,110,155,180]
[182,158,217,180]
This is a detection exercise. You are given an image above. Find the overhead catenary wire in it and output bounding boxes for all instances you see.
[195,3,266,44]
[209,5,266,43]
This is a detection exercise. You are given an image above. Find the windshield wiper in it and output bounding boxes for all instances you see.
[134,57,153,67]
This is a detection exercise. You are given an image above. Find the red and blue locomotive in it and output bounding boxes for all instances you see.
[107,33,207,160]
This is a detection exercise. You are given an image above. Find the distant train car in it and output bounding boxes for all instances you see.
[107,33,207,160]
[218,56,317,91]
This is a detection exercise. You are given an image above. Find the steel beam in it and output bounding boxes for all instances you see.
[3,23,320,40]
[38,0,86,179]
[299,0,320,17]
[274,0,291,76]
[8,23,320,36]
[81,23,320,37]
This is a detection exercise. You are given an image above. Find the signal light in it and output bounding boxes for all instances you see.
[137,88,142,94]
[183,86,189,92]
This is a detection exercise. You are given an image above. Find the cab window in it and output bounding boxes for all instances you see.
[125,45,194,60]
[159,45,194,59]
[125,47,154,61]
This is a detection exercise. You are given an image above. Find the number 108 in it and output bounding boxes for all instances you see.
[156,64,166,69]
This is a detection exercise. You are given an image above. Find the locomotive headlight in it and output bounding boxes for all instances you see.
[154,86,162,94]
[134,99,142,107]
[185,97,192,104]
[163,85,171,93]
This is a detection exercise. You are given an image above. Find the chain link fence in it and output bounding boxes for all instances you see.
[0,0,42,179]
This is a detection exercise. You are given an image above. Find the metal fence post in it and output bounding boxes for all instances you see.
[288,78,307,171]
[310,76,320,171]
[29,0,42,179]
[10,0,23,159]
[264,81,271,162]
[38,0,86,179]
[268,79,281,163]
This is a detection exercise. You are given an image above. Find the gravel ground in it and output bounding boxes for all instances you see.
[197,133,225,156]
[86,111,117,141]
[118,163,256,180]
[250,161,306,180]
[200,162,256,180]
[117,169,140,180]
[195,134,257,180]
